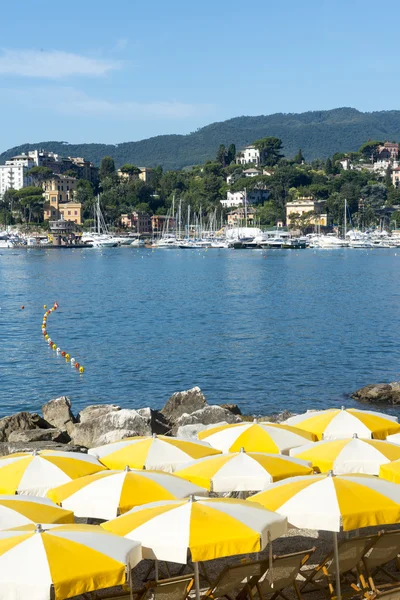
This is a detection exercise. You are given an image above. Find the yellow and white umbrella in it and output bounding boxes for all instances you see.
[102,496,287,600]
[247,473,400,600]
[284,407,400,440]
[379,460,400,484]
[102,496,287,562]
[247,472,400,532]
[88,434,221,472]
[197,420,316,454]
[290,435,400,475]
[47,467,208,520]
[0,495,73,529]
[0,449,107,496]
[174,449,313,492]
[386,432,400,445]
[0,523,142,600]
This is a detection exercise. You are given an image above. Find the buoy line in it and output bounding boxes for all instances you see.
[41,303,84,373]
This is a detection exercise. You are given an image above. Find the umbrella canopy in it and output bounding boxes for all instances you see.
[284,407,400,441]
[386,433,400,445]
[174,449,313,492]
[379,460,400,484]
[0,495,73,529]
[0,523,142,600]
[197,420,316,454]
[290,435,400,475]
[102,496,287,564]
[247,472,400,532]
[47,468,208,520]
[0,450,107,496]
[88,435,221,472]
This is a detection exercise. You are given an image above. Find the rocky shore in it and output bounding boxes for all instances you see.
[352,381,400,405]
[0,386,292,456]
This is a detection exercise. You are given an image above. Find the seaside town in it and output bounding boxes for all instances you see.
[1,138,400,249]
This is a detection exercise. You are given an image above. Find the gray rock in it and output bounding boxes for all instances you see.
[352,382,400,405]
[0,441,85,457]
[8,428,69,443]
[176,421,229,441]
[161,386,207,422]
[172,405,241,434]
[0,412,50,442]
[219,404,242,416]
[70,408,151,448]
[266,410,294,423]
[137,407,171,435]
[42,397,76,432]
[78,404,120,423]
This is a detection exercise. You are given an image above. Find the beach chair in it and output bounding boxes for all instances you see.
[300,535,375,599]
[250,548,315,600]
[203,558,269,600]
[139,575,194,600]
[360,530,400,598]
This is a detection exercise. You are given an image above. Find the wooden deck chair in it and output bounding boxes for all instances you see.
[360,530,400,598]
[252,548,315,600]
[203,559,268,600]
[300,535,375,599]
[139,575,194,600]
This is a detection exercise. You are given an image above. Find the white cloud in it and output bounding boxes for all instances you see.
[0,49,120,78]
[2,86,213,120]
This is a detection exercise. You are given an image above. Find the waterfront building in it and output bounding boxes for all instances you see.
[117,167,155,183]
[120,212,152,233]
[227,206,256,226]
[151,214,175,235]
[42,175,82,224]
[0,155,35,198]
[286,196,330,227]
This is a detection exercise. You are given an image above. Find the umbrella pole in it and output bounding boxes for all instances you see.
[333,531,342,600]
[194,562,200,600]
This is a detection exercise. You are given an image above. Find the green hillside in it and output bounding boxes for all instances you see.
[2,107,400,170]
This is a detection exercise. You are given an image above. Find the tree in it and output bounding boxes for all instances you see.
[254,137,284,166]
[13,186,44,223]
[63,168,79,178]
[385,165,393,189]
[256,201,278,225]
[99,156,116,180]
[26,166,54,186]
[227,143,236,164]
[359,140,382,160]
[293,149,304,164]
[325,158,333,175]
[120,164,141,177]
[216,144,226,166]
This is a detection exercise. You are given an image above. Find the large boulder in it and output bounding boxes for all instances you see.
[0,412,50,442]
[0,441,85,457]
[137,408,170,435]
[42,397,76,432]
[8,428,69,444]
[176,421,229,441]
[69,409,152,448]
[77,404,120,423]
[172,405,242,435]
[352,382,400,405]
[161,387,207,423]
[219,404,242,416]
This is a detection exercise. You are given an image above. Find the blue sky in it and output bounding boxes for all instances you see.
[0,0,396,150]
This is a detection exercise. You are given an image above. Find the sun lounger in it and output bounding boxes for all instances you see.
[250,548,315,600]
[360,530,400,598]
[203,558,269,600]
[300,536,375,599]
[139,575,195,600]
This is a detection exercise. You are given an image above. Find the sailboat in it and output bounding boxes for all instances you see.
[81,196,118,247]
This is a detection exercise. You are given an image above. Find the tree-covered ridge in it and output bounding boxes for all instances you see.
[3,108,400,170]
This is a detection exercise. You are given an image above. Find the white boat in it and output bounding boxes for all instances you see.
[82,196,118,247]
[309,234,349,248]
[130,238,145,247]
[0,239,14,248]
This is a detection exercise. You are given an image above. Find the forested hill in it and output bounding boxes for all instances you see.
[2,108,400,170]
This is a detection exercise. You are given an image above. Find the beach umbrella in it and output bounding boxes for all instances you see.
[379,459,400,484]
[197,420,316,454]
[174,449,313,492]
[247,472,400,600]
[284,407,400,440]
[0,523,142,600]
[47,467,208,520]
[386,432,400,445]
[0,495,73,529]
[88,434,221,472]
[102,496,287,600]
[290,434,400,475]
[0,449,107,496]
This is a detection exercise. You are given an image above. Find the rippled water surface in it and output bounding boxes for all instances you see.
[1,247,400,417]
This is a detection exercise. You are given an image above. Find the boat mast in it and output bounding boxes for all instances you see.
[344,198,347,239]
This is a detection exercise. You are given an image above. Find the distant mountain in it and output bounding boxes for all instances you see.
[2,108,400,171]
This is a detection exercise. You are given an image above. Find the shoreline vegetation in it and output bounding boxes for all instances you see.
[1,383,398,457]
